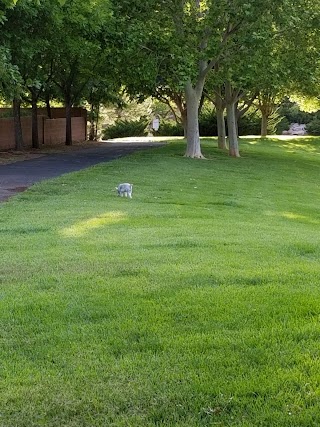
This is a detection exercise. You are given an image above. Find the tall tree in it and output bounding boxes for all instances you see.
[1,0,59,148]
[84,78,121,141]
[51,0,112,144]
[248,0,320,136]
[118,0,296,158]
[0,6,26,150]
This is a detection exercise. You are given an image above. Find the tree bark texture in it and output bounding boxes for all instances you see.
[31,91,40,149]
[13,97,24,151]
[45,93,52,119]
[225,81,240,157]
[65,100,72,145]
[184,81,205,158]
[88,113,98,140]
[215,90,227,150]
[258,93,275,137]
[181,108,188,138]
[88,103,96,140]
[261,112,268,137]
[170,92,187,138]
[217,106,227,149]
[88,122,95,140]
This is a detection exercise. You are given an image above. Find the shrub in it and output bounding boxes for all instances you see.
[101,117,149,139]
[267,110,284,135]
[199,108,262,137]
[238,113,261,136]
[199,110,218,136]
[278,98,314,124]
[155,113,219,138]
[276,116,291,134]
[306,118,320,135]
[155,121,184,136]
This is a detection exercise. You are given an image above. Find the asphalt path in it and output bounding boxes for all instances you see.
[0,141,164,202]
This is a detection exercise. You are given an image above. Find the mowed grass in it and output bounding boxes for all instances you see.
[1,136,320,426]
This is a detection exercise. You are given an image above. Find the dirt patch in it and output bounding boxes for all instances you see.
[0,140,103,165]
[10,186,29,193]
[0,151,44,165]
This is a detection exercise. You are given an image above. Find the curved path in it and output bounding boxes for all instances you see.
[0,141,164,202]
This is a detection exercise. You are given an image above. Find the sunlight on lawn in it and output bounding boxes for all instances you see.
[265,210,320,224]
[282,211,310,220]
[241,135,301,141]
[243,135,320,153]
[268,135,308,141]
[268,135,318,146]
[60,211,127,237]
[282,141,318,153]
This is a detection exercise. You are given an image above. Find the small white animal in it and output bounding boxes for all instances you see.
[116,183,133,198]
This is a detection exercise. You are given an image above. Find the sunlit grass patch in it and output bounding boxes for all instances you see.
[60,211,127,237]
[265,210,320,225]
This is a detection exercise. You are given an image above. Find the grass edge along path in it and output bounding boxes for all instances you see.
[0,137,320,426]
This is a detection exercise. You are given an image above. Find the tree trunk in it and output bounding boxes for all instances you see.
[258,93,275,137]
[217,106,226,149]
[226,102,240,157]
[88,104,99,141]
[31,91,40,149]
[13,97,24,151]
[184,81,205,158]
[45,92,52,119]
[181,108,188,138]
[261,111,268,137]
[88,123,95,141]
[95,104,100,140]
[88,103,95,141]
[216,100,227,150]
[172,93,187,138]
[225,82,240,158]
[65,99,72,145]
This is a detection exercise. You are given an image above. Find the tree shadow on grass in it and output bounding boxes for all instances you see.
[243,136,320,155]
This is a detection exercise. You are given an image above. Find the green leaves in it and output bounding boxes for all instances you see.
[0,48,22,97]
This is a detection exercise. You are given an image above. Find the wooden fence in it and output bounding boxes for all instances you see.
[0,108,87,150]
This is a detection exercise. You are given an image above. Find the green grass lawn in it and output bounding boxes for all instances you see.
[1,136,320,426]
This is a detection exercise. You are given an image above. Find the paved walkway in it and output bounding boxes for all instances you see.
[0,141,164,202]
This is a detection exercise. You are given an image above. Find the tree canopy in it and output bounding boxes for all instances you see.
[0,0,319,151]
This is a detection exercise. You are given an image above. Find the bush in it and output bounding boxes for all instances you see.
[199,110,218,136]
[101,117,148,139]
[267,110,284,135]
[199,109,262,137]
[155,121,184,136]
[238,113,261,136]
[155,113,219,137]
[100,109,290,139]
[306,118,320,135]
[276,116,291,134]
[278,98,314,124]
